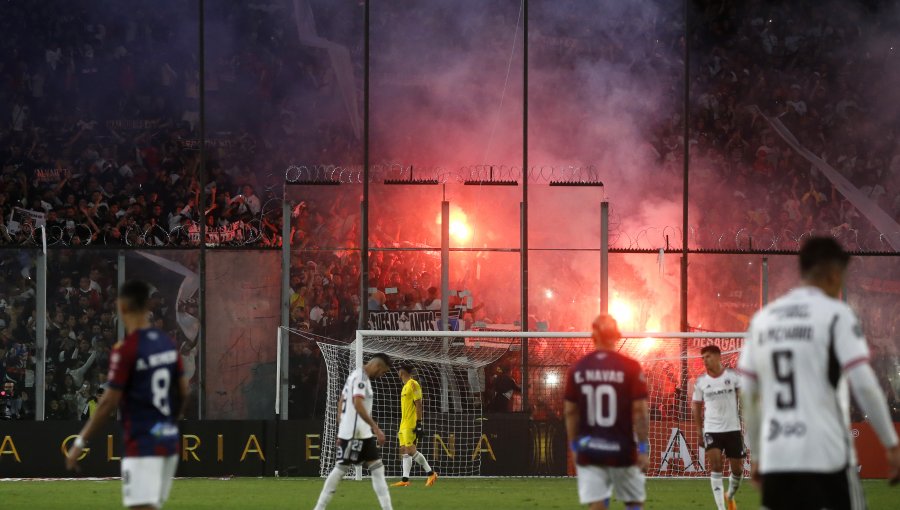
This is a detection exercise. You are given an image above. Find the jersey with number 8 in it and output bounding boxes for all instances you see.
[564,350,648,467]
[108,328,183,457]
[739,287,870,474]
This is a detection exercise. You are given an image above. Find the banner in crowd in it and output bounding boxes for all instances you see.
[7,207,46,234]
[34,167,70,184]
[187,222,252,245]
[756,106,900,250]
[368,310,461,331]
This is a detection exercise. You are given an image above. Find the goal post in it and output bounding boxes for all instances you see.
[280,327,747,478]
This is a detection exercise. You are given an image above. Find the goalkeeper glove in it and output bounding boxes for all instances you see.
[414,424,424,437]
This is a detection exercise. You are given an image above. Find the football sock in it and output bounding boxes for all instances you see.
[624,505,643,510]
[314,464,348,510]
[728,473,742,498]
[711,472,726,510]
[369,461,394,510]
[401,454,412,481]
[412,451,433,474]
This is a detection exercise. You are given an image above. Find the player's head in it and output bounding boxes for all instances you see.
[397,363,414,381]
[591,314,621,350]
[799,237,850,298]
[700,344,722,372]
[366,352,392,378]
[117,280,151,315]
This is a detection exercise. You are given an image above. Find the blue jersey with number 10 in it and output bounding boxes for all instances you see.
[107,328,183,457]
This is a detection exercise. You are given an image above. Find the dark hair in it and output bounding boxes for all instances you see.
[700,345,721,356]
[118,280,151,312]
[370,352,392,368]
[799,237,850,277]
[398,363,414,374]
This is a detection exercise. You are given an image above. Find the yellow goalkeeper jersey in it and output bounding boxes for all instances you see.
[399,378,422,430]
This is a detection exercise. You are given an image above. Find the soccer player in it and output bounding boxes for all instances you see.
[692,344,744,510]
[738,237,900,509]
[564,314,650,510]
[66,280,188,510]
[314,353,394,510]
[391,364,438,487]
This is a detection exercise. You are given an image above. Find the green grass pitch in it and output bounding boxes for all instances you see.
[3,477,896,509]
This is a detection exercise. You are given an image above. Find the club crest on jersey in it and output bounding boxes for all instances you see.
[358,382,365,389]
[725,379,731,385]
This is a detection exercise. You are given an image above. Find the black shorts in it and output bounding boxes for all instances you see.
[762,467,866,510]
[336,437,381,466]
[703,431,746,458]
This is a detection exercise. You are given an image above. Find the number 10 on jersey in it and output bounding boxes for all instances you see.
[581,384,617,427]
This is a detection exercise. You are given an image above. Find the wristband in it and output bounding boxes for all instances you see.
[74,436,87,449]
[570,440,580,453]
[637,441,649,455]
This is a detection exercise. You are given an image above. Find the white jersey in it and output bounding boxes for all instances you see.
[692,368,742,433]
[738,286,870,474]
[336,368,375,440]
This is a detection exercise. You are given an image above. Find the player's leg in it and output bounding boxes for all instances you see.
[724,456,743,509]
[157,454,179,508]
[706,440,727,510]
[611,466,646,510]
[315,440,352,510]
[121,456,165,510]
[359,438,392,510]
[724,432,745,509]
[575,464,613,509]
[366,459,394,510]
[408,441,438,486]
[391,431,412,486]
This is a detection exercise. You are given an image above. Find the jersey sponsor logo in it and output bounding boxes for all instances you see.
[704,387,736,397]
[767,418,807,441]
[577,436,622,453]
[852,323,863,338]
[136,359,149,371]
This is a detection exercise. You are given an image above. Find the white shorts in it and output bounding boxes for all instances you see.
[121,455,179,508]
[575,464,646,505]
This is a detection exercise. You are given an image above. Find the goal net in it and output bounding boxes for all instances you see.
[289,328,746,478]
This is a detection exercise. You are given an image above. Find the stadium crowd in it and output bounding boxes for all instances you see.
[2,0,898,421]
[0,251,195,420]
[686,0,900,248]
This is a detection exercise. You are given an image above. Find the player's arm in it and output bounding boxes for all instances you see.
[833,309,900,483]
[737,324,761,479]
[563,400,580,446]
[632,398,650,472]
[353,395,385,445]
[67,386,123,468]
[67,338,136,471]
[631,364,651,472]
[336,393,344,431]
[414,398,423,427]
[691,401,704,443]
[690,377,705,445]
[562,366,582,453]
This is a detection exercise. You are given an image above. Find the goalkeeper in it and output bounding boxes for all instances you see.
[391,364,439,487]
